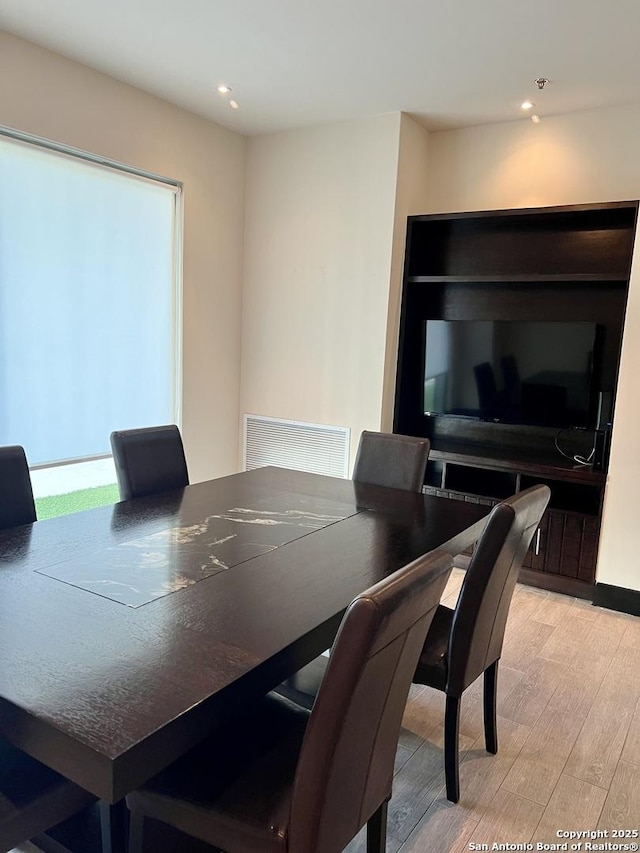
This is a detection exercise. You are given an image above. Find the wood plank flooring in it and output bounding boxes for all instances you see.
[15,572,640,853]
[346,570,640,852]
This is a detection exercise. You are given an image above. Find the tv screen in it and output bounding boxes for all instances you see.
[424,320,599,429]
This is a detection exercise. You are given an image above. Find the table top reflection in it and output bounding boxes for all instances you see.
[35,490,359,608]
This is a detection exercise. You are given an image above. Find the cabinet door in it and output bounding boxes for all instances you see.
[578,517,600,583]
[544,510,565,575]
[559,515,583,578]
[528,510,598,583]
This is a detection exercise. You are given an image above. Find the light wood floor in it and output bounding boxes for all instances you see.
[346,569,640,852]
[15,572,640,853]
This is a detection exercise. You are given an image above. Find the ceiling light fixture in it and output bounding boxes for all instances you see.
[534,77,549,90]
[521,101,535,110]
[531,114,541,124]
[217,84,232,95]
[229,100,239,110]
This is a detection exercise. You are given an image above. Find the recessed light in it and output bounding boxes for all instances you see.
[217,84,232,95]
[521,101,535,110]
[531,114,541,124]
[229,100,239,110]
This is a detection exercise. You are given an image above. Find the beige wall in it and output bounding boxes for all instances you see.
[426,104,640,213]
[241,114,401,469]
[424,104,640,591]
[0,31,246,482]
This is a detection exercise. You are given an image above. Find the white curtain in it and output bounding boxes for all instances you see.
[0,135,179,465]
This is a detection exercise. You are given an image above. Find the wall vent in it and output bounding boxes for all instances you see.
[243,415,350,478]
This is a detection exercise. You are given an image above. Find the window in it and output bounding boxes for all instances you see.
[0,130,181,468]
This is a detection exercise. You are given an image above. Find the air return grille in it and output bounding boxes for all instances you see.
[243,415,350,478]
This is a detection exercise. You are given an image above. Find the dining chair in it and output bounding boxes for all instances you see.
[270,485,550,804]
[0,736,101,852]
[275,429,431,710]
[353,430,430,492]
[413,484,550,802]
[0,445,36,529]
[126,548,453,853]
[110,424,189,501]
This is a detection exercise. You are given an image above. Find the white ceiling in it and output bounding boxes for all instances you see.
[2,0,640,136]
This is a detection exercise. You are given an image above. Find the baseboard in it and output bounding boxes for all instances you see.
[518,568,593,599]
[593,582,640,617]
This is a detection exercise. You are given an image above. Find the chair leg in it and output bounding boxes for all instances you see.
[98,800,113,853]
[366,800,389,853]
[483,661,499,755]
[444,694,461,803]
[128,811,145,853]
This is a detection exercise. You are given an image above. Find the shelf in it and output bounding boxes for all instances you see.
[444,464,516,500]
[406,204,637,279]
[519,474,602,516]
[407,274,628,284]
[429,443,606,485]
[427,453,603,515]
[408,201,638,224]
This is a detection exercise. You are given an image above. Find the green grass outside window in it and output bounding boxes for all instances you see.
[35,484,120,520]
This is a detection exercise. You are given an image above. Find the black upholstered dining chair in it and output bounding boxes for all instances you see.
[413,484,550,802]
[0,445,36,529]
[353,430,430,492]
[126,549,453,853]
[275,429,431,709]
[0,446,110,850]
[272,484,550,804]
[110,424,189,501]
[0,738,100,852]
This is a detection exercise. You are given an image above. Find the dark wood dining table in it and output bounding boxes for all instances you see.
[0,466,489,850]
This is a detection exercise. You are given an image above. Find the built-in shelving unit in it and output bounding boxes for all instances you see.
[394,201,638,597]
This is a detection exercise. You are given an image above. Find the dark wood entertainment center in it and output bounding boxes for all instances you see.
[394,201,638,598]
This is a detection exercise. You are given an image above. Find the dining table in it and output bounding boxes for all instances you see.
[0,465,490,852]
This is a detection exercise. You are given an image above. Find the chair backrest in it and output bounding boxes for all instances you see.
[447,484,551,695]
[352,430,430,493]
[288,549,452,853]
[474,361,498,417]
[110,425,189,501]
[501,354,520,393]
[0,446,36,529]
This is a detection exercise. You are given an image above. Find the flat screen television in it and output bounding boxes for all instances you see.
[424,320,601,429]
